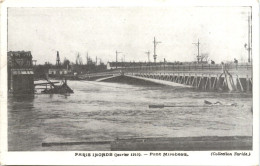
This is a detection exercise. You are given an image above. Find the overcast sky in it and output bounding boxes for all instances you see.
[8,7,250,64]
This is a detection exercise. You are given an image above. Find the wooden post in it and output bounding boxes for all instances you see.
[195,75,198,88]
[191,76,195,86]
[232,76,238,91]
[186,74,190,84]
[204,77,208,90]
[237,77,244,92]
[198,77,202,89]
[209,75,212,90]
[212,76,217,90]
[216,76,220,90]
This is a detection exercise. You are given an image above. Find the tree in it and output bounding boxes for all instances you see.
[200,53,209,62]
[75,53,83,65]
[63,58,70,68]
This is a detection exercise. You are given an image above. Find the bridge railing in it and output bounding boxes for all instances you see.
[79,63,252,78]
[79,70,121,78]
[121,63,252,73]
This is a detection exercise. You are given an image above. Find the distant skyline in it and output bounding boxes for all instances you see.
[8,7,251,64]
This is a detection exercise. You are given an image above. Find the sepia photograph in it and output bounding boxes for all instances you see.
[0,0,259,165]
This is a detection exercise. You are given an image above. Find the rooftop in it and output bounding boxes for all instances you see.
[8,51,32,58]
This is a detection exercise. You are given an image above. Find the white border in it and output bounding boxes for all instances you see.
[0,0,259,165]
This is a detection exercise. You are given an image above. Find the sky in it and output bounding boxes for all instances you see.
[8,7,250,64]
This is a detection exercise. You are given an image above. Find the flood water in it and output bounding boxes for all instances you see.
[8,80,253,151]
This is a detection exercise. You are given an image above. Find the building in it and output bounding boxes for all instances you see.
[8,51,34,94]
[107,61,166,70]
[107,62,124,70]
[48,51,71,76]
[48,67,70,75]
[107,62,139,70]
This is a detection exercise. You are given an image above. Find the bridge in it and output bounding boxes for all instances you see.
[78,63,252,92]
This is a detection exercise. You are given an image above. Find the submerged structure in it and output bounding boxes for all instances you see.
[8,51,34,94]
[36,79,74,94]
[8,51,74,94]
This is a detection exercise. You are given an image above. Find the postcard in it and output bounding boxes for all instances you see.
[0,0,259,165]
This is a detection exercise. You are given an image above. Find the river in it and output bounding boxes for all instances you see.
[8,80,252,151]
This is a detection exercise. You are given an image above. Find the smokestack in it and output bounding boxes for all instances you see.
[56,51,60,66]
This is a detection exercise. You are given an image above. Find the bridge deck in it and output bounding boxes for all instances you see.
[78,64,252,92]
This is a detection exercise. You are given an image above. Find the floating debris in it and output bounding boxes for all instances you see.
[41,80,74,94]
[149,100,238,109]
[34,77,74,94]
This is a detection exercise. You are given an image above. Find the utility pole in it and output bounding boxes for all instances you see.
[145,51,150,63]
[244,11,252,63]
[153,37,161,63]
[116,50,122,69]
[193,39,200,63]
